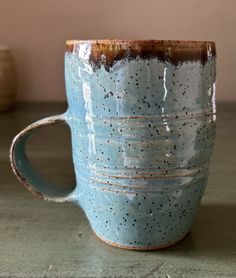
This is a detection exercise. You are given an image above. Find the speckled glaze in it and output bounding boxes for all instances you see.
[10,40,216,250]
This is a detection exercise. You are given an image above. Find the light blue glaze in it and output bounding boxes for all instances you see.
[11,40,216,249]
[64,45,216,248]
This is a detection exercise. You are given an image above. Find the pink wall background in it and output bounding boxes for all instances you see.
[0,0,235,102]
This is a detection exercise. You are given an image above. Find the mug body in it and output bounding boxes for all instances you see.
[64,40,216,249]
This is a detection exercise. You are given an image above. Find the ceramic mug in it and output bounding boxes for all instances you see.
[10,40,216,250]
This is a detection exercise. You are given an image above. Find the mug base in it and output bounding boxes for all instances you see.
[95,232,189,250]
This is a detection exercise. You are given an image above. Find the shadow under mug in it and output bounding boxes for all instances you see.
[10,39,216,250]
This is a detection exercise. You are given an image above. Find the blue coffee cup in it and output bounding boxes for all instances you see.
[10,40,216,250]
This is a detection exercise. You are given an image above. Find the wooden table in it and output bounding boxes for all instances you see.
[0,103,235,277]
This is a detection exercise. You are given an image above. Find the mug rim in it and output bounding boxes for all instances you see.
[66,39,215,47]
[65,39,216,69]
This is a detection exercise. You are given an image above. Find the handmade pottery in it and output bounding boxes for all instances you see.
[10,40,216,250]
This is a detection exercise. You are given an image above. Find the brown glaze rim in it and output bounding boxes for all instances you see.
[66,39,216,70]
[66,39,215,47]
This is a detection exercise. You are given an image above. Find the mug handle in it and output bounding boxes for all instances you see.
[10,114,75,202]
